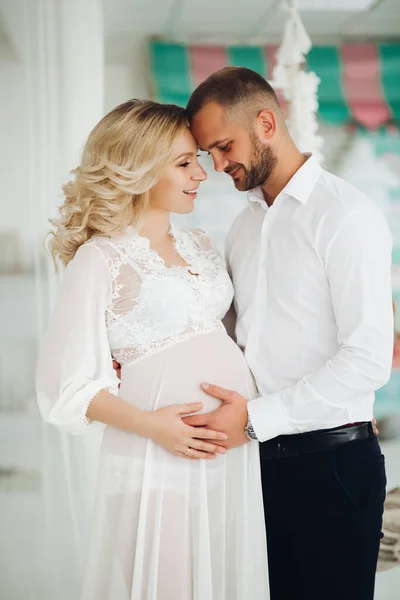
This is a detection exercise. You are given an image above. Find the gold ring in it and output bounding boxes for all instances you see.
[184,447,191,456]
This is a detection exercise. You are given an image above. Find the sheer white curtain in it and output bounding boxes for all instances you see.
[6,1,104,597]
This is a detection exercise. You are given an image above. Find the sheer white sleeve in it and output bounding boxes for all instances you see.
[36,244,120,434]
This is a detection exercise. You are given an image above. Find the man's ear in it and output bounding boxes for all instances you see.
[256,109,276,140]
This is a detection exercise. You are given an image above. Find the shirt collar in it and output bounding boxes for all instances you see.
[247,186,266,209]
[247,153,322,210]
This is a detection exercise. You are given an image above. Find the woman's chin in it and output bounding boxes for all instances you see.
[172,203,196,215]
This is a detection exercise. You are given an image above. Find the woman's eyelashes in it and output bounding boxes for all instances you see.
[179,154,202,167]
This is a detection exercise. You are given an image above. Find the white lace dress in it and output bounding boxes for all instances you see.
[36,224,269,600]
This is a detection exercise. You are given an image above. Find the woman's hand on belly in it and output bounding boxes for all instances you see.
[141,402,229,460]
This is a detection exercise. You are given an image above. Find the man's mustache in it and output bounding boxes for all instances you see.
[224,165,242,175]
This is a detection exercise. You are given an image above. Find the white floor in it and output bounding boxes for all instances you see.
[1,412,399,599]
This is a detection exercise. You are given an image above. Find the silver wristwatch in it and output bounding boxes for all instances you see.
[244,415,258,441]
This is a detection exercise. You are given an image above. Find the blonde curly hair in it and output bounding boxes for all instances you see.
[49,100,188,267]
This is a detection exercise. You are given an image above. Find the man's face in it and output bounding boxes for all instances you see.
[190,102,277,192]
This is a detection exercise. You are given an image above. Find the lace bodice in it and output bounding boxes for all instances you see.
[86,224,234,365]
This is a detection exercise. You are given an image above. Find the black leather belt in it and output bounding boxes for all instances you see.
[259,422,374,460]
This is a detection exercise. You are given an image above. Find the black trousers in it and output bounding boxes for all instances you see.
[260,435,386,600]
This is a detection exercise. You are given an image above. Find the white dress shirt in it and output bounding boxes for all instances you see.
[226,154,394,443]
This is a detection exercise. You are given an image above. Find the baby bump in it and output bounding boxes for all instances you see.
[118,330,257,413]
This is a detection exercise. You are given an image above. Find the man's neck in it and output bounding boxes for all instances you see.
[260,149,308,207]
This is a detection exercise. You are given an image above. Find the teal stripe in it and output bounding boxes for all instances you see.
[392,246,400,267]
[227,46,265,76]
[379,43,400,122]
[149,41,192,106]
[307,46,351,125]
[364,128,400,157]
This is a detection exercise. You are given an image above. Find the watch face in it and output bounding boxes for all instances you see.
[245,420,257,441]
[245,424,254,440]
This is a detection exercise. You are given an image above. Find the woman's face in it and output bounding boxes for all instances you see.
[150,127,207,214]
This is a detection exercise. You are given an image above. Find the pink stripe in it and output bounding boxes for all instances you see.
[341,44,391,130]
[189,46,228,87]
[265,45,287,116]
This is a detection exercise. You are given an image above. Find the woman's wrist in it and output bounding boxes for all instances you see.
[131,408,154,439]
[86,390,155,438]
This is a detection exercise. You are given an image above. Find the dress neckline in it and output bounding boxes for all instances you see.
[123,223,198,273]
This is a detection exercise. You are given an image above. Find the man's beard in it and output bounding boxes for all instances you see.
[228,136,277,192]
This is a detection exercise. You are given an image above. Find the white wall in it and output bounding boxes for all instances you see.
[0,38,31,265]
[1,14,108,266]
[0,33,150,249]
[104,34,150,111]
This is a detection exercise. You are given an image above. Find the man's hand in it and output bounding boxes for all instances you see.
[112,359,121,386]
[143,402,228,460]
[372,417,379,436]
[182,383,249,449]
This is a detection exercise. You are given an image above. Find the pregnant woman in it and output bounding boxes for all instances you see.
[36,99,269,600]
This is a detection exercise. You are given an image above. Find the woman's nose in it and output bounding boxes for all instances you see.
[192,166,207,182]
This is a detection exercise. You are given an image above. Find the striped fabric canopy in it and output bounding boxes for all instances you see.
[149,40,400,130]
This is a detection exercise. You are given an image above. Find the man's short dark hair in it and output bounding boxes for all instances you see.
[186,66,280,121]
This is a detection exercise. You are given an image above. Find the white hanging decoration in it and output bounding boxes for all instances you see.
[271,0,324,162]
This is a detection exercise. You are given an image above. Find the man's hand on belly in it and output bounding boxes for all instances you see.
[182,384,249,449]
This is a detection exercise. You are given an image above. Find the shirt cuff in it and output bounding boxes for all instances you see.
[247,393,292,442]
